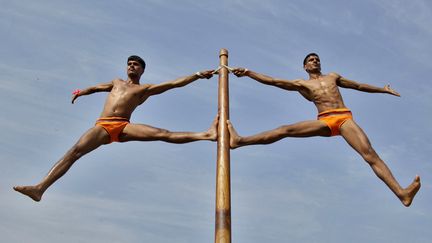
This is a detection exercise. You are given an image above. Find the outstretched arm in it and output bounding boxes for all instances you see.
[231,68,302,91]
[336,74,400,96]
[72,81,114,104]
[146,70,214,96]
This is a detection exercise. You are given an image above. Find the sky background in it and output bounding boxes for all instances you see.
[1,0,431,242]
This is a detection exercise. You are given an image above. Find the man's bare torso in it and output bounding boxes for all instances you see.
[100,79,149,119]
[297,73,347,113]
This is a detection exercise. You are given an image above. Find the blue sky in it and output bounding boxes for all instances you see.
[1,0,431,242]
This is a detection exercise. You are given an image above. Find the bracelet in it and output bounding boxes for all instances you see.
[72,89,81,95]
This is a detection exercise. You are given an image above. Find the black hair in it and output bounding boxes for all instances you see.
[127,55,146,69]
[303,53,319,66]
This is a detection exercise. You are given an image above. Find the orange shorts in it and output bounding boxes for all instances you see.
[318,108,353,136]
[95,117,130,143]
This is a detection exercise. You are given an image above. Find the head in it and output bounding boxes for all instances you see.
[303,53,321,74]
[127,55,146,78]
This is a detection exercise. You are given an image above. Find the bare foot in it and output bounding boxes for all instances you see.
[399,175,421,207]
[207,115,219,141]
[13,185,43,202]
[227,120,242,149]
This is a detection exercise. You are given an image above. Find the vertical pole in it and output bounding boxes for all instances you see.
[215,48,231,243]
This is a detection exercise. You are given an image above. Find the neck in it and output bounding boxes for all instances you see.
[308,71,322,80]
[127,75,141,84]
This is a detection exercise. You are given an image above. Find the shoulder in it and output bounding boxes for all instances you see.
[140,83,151,89]
[111,78,124,84]
[280,78,307,90]
[137,83,152,92]
[292,78,306,86]
[327,72,341,78]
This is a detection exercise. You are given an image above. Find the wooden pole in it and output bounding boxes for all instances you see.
[215,48,231,243]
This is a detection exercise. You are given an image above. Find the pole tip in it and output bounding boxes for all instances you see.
[219,48,228,57]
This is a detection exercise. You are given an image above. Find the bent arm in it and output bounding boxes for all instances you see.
[146,70,213,96]
[232,68,301,91]
[72,81,113,104]
[337,75,400,96]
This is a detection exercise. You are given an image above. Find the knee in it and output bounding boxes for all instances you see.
[279,125,295,136]
[280,125,291,133]
[68,145,85,160]
[155,128,170,140]
[361,149,379,164]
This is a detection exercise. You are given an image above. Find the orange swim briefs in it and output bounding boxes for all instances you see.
[317,108,353,136]
[95,117,130,143]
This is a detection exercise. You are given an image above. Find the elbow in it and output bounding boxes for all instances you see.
[266,78,278,85]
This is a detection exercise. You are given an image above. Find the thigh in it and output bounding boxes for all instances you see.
[339,119,374,154]
[279,120,331,137]
[119,123,166,142]
[73,126,111,153]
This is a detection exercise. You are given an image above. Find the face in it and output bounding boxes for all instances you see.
[304,55,321,73]
[127,60,144,77]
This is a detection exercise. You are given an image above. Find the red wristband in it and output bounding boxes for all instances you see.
[72,89,81,95]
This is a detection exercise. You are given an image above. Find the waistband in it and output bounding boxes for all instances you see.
[318,108,351,118]
[96,117,130,122]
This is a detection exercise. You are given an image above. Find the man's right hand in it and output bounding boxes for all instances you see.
[196,70,215,79]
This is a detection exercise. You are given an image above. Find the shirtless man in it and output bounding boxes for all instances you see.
[227,53,420,207]
[14,55,218,202]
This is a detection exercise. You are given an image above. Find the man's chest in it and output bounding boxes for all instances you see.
[304,78,338,92]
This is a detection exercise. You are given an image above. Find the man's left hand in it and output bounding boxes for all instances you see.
[384,84,400,97]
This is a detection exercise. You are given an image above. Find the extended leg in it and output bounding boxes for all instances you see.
[119,116,218,143]
[227,120,331,149]
[14,126,110,201]
[340,120,420,207]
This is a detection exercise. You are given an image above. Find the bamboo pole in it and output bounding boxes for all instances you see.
[215,48,231,243]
